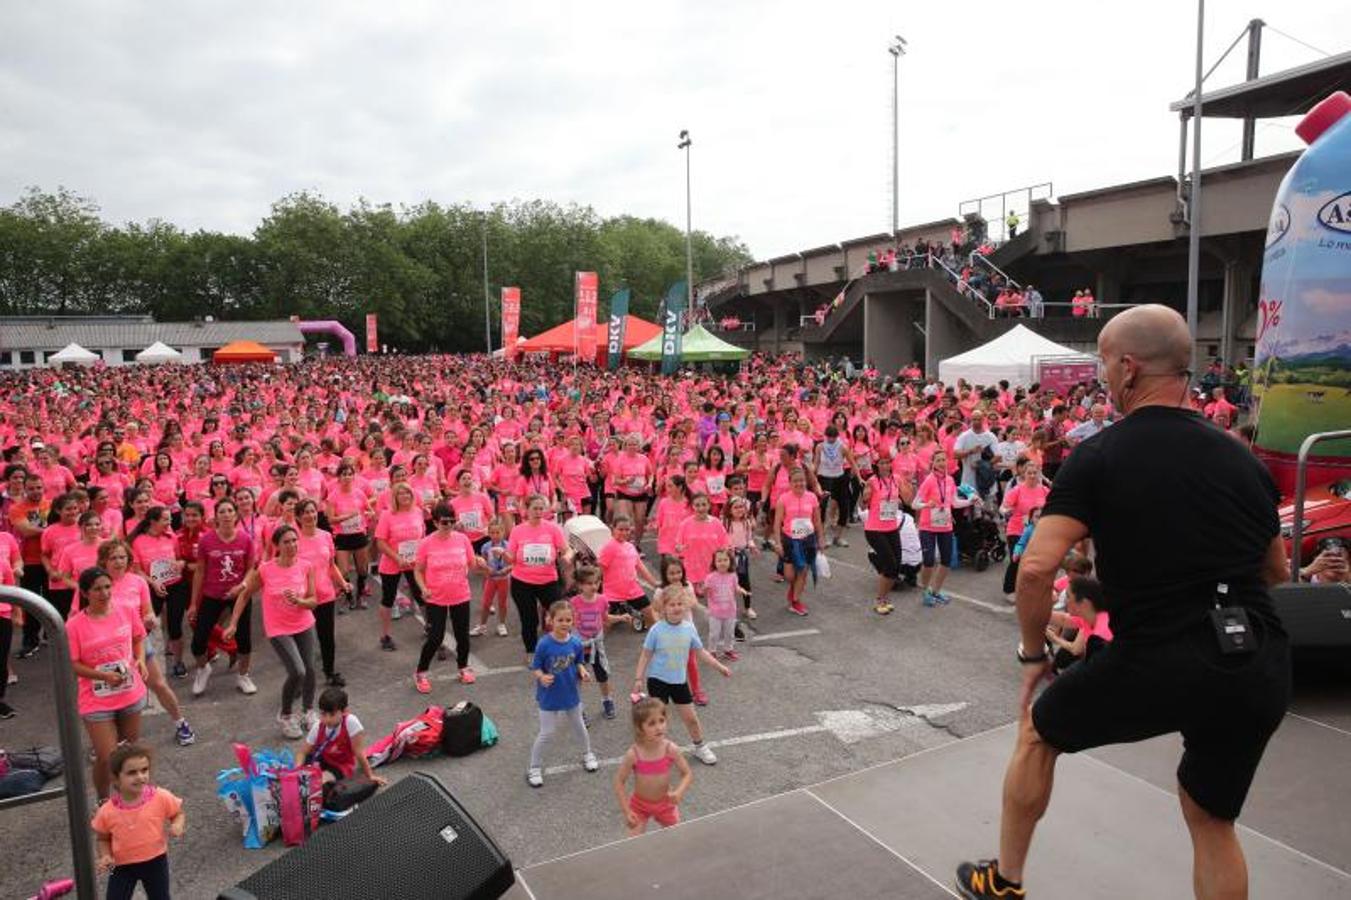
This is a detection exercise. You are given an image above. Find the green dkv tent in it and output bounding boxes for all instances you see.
[628,324,750,362]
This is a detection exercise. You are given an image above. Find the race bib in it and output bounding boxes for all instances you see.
[706,476,725,494]
[458,510,482,531]
[521,542,553,567]
[337,515,364,535]
[789,517,813,540]
[879,501,900,523]
[149,558,180,587]
[627,476,645,492]
[91,661,134,698]
[397,539,419,566]
[929,507,952,528]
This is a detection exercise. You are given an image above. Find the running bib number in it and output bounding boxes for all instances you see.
[338,515,364,535]
[789,517,814,539]
[149,558,180,587]
[91,661,133,698]
[458,510,482,531]
[397,540,419,566]
[626,476,645,492]
[929,508,952,528]
[521,542,553,567]
[879,501,900,523]
[705,476,725,495]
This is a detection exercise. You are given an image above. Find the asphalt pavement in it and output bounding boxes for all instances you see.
[0,529,1343,899]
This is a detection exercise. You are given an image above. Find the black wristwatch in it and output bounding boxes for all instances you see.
[1016,645,1048,665]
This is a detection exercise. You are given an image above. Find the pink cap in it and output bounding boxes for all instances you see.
[1295,91,1351,145]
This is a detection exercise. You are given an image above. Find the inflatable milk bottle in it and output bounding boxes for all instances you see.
[1252,91,1351,495]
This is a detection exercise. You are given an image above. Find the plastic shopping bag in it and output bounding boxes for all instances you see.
[216,743,294,849]
[278,763,323,846]
[814,552,832,580]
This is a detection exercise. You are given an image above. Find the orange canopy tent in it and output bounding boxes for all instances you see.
[212,340,277,364]
[518,314,661,365]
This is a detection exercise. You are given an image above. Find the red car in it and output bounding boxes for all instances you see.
[1279,479,1351,562]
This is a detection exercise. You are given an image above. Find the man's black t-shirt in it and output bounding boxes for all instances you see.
[1042,406,1280,642]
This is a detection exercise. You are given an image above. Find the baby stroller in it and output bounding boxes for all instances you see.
[563,515,612,567]
[954,489,1006,572]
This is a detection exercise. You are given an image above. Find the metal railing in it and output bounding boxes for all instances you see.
[929,253,995,319]
[969,252,1023,291]
[958,182,1054,243]
[0,586,97,900]
[1290,430,1351,579]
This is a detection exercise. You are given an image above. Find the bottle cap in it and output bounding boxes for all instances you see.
[1295,91,1351,145]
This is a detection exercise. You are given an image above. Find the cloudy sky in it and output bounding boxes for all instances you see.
[3,1,1348,261]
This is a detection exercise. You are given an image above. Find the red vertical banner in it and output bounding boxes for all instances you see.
[574,271,599,364]
[365,313,378,353]
[501,287,521,360]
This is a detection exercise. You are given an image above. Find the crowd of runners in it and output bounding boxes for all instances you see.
[0,348,1223,874]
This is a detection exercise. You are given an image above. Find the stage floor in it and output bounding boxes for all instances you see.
[508,713,1351,899]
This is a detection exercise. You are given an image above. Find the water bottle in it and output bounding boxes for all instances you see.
[1252,91,1351,495]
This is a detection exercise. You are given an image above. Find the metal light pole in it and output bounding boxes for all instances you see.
[678,130,694,313]
[1186,0,1205,373]
[889,36,907,234]
[481,210,492,355]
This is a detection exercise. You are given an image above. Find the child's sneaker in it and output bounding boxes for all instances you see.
[582,752,599,773]
[692,743,718,765]
[414,673,431,694]
[380,635,396,652]
[174,719,196,746]
[469,624,487,636]
[602,698,616,719]
[496,623,509,637]
[788,600,809,616]
[526,768,544,788]
[922,590,939,608]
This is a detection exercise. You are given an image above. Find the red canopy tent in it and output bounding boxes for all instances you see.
[519,314,660,365]
[212,340,277,364]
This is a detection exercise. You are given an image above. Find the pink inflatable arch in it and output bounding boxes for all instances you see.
[297,320,357,356]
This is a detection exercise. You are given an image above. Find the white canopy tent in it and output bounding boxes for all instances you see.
[48,342,100,366]
[938,325,1088,387]
[134,341,184,364]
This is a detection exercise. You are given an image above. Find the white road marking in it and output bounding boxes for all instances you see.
[1287,711,1351,738]
[940,591,1014,615]
[540,704,969,775]
[748,628,821,642]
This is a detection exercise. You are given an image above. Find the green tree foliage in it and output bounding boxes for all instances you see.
[0,187,753,351]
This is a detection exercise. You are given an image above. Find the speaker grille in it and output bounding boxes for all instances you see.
[225,772,514,900]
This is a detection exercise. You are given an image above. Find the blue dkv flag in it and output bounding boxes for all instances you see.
[660,281,686,375]
[606,288,631,371]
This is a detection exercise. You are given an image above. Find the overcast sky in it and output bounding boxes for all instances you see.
[3,1,1348,262]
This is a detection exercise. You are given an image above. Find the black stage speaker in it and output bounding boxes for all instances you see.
[219,772,515,900]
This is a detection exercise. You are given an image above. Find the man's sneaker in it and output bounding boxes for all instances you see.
[169,660,188,679]
[0,701,15,720]
[192,665,212,697]
[236,673,258,695]
[459,667,476,684]
[788,600,809,616]
[954,859,1024,899]
[602,698,616,719]
[582,752,599,772]
[174,719,196,746]
[692,743,718,765]
[922,589,939,608]
[496,623,509,637]
[526,768,544,788]
[414,673,431,694]
[380,635,396,652]
[469,624,487,637]
[277,713,303,740]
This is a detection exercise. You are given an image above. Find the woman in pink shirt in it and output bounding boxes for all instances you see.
[229,446,265,494]
[675,493,730,591]
[129,507,189,662]
[326,462,371,610]
[652,476,691,558]
[516,448,557,522]
[373,482,426,652]
[413,502,488,692]
[610,435,654,545]
[999,462,1050,595]
[489,442,523,523]
[771,467,823,616]
[68,566,148,800]
[224,525,318,740]
[860,456,916,615]
[913,450,970,606]
[449,469,495,551]
[597,514,658,630]
[296,499,348,688]
[506,494,573,658]
[55,511,104,601]
[149,452,181,512]
[553,435,595,518]
[89,455,130,509]
[41,492,83,620]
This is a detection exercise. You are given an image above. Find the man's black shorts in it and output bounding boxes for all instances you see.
[1032,614,1290,821]
[646,677,693,706]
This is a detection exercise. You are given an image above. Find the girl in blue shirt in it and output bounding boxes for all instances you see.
[527,601,595,788]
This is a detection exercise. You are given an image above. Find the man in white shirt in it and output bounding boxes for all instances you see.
[953,411,998,488]
[1066,404,1110,446]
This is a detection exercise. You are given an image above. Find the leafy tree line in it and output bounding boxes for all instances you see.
[0,187,753,351]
